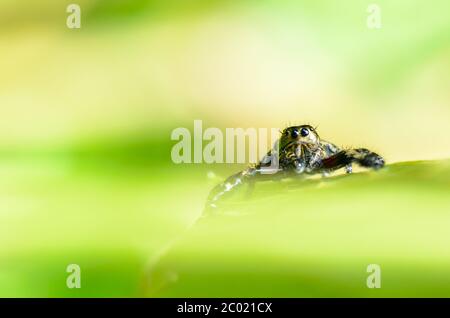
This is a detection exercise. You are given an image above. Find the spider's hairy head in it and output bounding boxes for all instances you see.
[280,124,320,149]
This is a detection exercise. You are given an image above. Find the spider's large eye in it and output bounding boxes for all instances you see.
[290,129,299,138]
[300,127,309,137]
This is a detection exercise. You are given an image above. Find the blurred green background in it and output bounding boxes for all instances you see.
[0,0,449,297]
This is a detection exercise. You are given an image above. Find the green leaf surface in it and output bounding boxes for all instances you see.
[146,160,450,297]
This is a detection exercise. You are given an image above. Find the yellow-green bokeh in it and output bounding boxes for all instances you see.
[0,0,449,296]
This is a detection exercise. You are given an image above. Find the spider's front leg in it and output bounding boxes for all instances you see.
[204,167,255,214]
[204,162,285,215]
[319,148,385,172]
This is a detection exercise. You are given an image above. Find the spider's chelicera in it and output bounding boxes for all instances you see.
[205,125,385,213]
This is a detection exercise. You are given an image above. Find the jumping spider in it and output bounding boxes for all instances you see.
[205,125,385,213]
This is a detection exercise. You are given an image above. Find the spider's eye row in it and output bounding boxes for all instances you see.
[300,127,309,137]
[290,129,299,138]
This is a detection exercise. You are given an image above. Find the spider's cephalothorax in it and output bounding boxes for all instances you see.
[205,125,384,213]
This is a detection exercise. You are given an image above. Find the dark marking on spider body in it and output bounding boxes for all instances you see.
[205,125,384,214]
